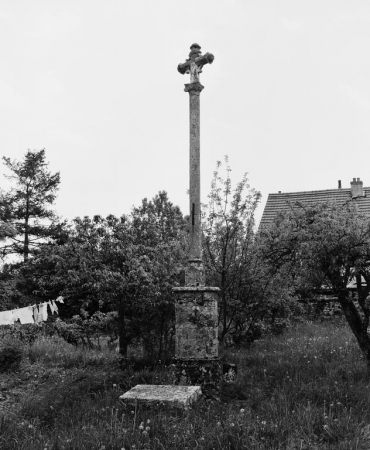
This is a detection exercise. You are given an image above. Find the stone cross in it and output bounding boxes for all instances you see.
[177,44,214,286]
[177,43,214,83]
[119,45,222,407]
[173,44,221,397]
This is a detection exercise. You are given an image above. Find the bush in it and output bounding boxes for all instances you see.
[0,337,23,372]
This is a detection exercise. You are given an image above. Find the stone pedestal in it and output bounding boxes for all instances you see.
[172,286,221,396]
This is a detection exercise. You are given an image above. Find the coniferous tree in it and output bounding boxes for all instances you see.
[0,149,60,261]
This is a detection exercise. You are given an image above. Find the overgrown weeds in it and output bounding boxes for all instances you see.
[1,321,370,449]
[0,337,23,373]
[26,336,116,369]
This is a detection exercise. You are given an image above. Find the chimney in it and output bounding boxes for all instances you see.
[338,180,342,189]
[350,177,364,198]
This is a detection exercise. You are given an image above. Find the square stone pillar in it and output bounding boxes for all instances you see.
[172,286,221,396]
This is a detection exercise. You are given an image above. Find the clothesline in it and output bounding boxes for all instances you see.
[0,296,64,326]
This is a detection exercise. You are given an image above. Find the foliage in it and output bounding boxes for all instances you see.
[0,337,23,373]
[0,265,26,310]
[0,221,16,241]
[0,313,118,353]
[259,200,370,368]
[202,158,294,343]
[0,149,61,261]
[52,312,119,348]
[15,191,187,360]
[130,191,187,359]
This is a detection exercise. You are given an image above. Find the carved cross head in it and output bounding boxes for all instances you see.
[177,43,214,83]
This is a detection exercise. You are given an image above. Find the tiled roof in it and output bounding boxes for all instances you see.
[260,187,370,229]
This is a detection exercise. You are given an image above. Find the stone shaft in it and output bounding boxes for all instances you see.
[186,82,204,269]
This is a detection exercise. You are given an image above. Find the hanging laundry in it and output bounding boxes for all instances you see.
[0,310,14,325]
[17,306,35,324]
[0,297,61,327]
[39,303,48,322]
[48,301,58,315]
[33,305,42,324]
[12,309,19,322]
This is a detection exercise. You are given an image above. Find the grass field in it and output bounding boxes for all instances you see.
[1,321,370,449]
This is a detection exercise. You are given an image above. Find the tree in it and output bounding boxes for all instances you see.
[202,157,266,341]
[0,149,60,261]
[130,191,187,358]
[24,192,187,361]
[260,201,370,368]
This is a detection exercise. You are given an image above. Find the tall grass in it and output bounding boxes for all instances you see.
[1,321,370,449]
[26,336,115,369]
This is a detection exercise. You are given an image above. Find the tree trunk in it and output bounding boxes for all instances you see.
[338,291,370,370]
[221,267,228,341]
[24,218,29,261]
[118,297,128,358]
[24,190,30,261]
[157,310,165,364]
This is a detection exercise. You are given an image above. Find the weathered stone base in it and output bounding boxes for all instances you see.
[173,358,222,397]
[119,384,201,409]
[172,286,220,360]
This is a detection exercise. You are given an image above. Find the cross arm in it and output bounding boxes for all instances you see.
[177,52,214,75]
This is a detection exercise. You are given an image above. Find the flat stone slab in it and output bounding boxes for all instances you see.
[119,384,202,409]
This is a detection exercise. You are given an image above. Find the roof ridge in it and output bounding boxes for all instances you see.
[269,187,370,196]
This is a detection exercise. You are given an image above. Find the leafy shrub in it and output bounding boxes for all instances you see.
[0,312,119,350]
[0,337,23,372]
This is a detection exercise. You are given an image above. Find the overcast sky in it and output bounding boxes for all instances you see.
[1,1,370,225]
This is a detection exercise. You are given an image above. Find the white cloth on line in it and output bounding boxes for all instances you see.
[38,303,48,322]
[33,305,42,323]
[0,310,14,325]
[56,296,64,303]
[48,301,56,315]
[17,306,35,324]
